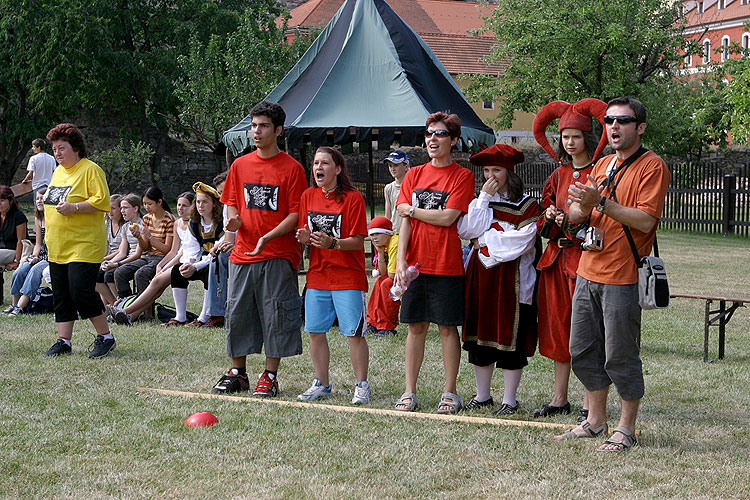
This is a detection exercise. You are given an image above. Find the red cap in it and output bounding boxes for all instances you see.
[532,98,608,163]
[469,144,524,170]
[368,216,393,235]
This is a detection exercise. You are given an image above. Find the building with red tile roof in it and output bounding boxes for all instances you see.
[681,0,750,71]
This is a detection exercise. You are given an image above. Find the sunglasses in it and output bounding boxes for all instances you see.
[424,129,451,138]
[604,115,638,125]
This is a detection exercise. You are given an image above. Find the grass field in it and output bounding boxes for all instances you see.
[1,230,749,499]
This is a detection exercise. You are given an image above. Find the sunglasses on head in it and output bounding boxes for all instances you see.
[604,115,638,125]
[424,129,451,138]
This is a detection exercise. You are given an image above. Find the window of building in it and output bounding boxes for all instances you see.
[721,36,730,62]
[717,0,724,10]
[482,99,494,110]
[703,39,711,64]
[697,1,704,14]
[743,34,750,57]
[684,52,693,67]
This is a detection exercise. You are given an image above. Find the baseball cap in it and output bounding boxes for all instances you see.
[384,150,410,165]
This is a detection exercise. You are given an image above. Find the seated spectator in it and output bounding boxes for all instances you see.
[0,186,28,288]
[165,182,223,327]
[108,194,144,297]
[6,189,48,316]
[365,216,400,336]
[112,192,197,325]
[96,193,125,307]
[114,186,174,320]
[202,171,233,328]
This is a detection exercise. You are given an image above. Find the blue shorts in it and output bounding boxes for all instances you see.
[305,289,366,337]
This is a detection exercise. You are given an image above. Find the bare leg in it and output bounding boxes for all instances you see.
[56,320,75,340]
[439,325,460,395]
[404,322,429,393]
[308,332,330,386]
[348,336,369,382]
[265,357,280,372]
[598,398,640,451]
[96,282,116,306]
[551,361,571,407]
[554,386,608,440]
[125,271,172,317]
[231,355,247,370]
[89,313,111,334]
[16,294,31,309]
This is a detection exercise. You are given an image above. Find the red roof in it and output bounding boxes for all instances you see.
[284,0,506,75]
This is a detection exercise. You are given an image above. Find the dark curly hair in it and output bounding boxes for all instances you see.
[46,123,88,158]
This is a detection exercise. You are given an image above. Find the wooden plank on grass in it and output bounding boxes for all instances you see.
[136,386,572,430]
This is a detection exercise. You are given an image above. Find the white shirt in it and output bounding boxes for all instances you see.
[457,191,537,304]
[27,152,57,189]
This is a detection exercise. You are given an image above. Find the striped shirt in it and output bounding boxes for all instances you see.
[142,212,175,256]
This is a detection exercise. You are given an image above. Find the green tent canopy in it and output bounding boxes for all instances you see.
[222,0,496,156]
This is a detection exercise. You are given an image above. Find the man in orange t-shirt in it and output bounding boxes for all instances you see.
[556,97,670,452]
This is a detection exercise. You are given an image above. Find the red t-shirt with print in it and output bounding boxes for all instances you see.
[396,161,475,275]
[221,150,307,268]
[299,187,368,291]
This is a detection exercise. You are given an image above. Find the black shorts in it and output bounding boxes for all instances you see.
[399,273,465,326]
[49,261,105,322]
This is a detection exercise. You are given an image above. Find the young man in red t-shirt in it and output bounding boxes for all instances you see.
[211,101,307,396]
[393,112,475,414]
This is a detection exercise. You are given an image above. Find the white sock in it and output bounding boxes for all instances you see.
[502,369,523,406]
[172,288,188,322]
[102,333,114,340]
[197,289,210,323]
[61,338,72,346]
[473,364,494,402]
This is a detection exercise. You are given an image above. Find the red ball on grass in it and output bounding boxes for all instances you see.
[184,411,219,427]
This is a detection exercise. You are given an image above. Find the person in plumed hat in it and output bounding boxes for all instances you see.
[457,144,541,415]
[530,98,608,422]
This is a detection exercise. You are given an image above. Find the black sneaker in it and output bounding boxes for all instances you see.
[462,396,494,411]
[212,369,250,394]
[492,401,519,416]
[577,408,589,425]
[113,307,132,326]
[88,335,116,358]
[45,339,72,356]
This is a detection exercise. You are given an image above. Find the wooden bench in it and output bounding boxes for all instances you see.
[670,293,750,362]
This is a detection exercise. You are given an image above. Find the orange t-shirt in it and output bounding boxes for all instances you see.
[221,150,307,268]
[299,188,368,291]
[577,151,670,285]
[396,161,475,275]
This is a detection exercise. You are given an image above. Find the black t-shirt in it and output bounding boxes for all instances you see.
[0,207,28,249]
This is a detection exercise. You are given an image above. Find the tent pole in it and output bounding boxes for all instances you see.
[368,145,375,220]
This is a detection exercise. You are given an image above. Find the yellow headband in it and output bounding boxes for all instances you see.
[192,181,220,199]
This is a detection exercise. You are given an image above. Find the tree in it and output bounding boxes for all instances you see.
[172,3,312,169]
[0,0,105,184]
[466,0,710,157]
[722,24,750,146]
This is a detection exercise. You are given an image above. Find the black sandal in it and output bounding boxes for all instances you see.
[530,402,571,418]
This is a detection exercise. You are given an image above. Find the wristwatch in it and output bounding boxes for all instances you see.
[595,196,607,213]
[408,206,415,218]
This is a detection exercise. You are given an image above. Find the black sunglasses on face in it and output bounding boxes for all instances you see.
[424,129,451,138]
[604,115,638,125]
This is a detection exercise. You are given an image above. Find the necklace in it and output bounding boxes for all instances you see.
[322,184,337,199]
[571,160,593,179]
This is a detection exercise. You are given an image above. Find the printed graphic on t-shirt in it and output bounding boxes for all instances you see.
[412,189,449,210]
[44,186,72,205]
[244,183,279,211]
[308,211,342,238]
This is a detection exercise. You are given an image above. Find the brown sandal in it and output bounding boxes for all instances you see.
[161,318,187,327]
[185,319,205,327]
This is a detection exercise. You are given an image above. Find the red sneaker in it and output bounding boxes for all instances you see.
[253,372,279,397]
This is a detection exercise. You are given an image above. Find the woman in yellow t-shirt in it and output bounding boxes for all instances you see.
[43,123,115,359]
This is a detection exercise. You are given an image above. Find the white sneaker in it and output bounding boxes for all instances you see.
[352,380,371,405]
[297,378,332,401]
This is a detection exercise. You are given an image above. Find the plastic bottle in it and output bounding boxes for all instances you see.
[389,263,421,301]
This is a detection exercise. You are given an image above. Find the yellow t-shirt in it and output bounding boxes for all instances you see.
[386,233,399,275]
[43,158,110,264]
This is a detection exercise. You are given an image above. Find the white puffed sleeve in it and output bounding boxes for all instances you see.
[477,221,536,263]
[457,191,494,240]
